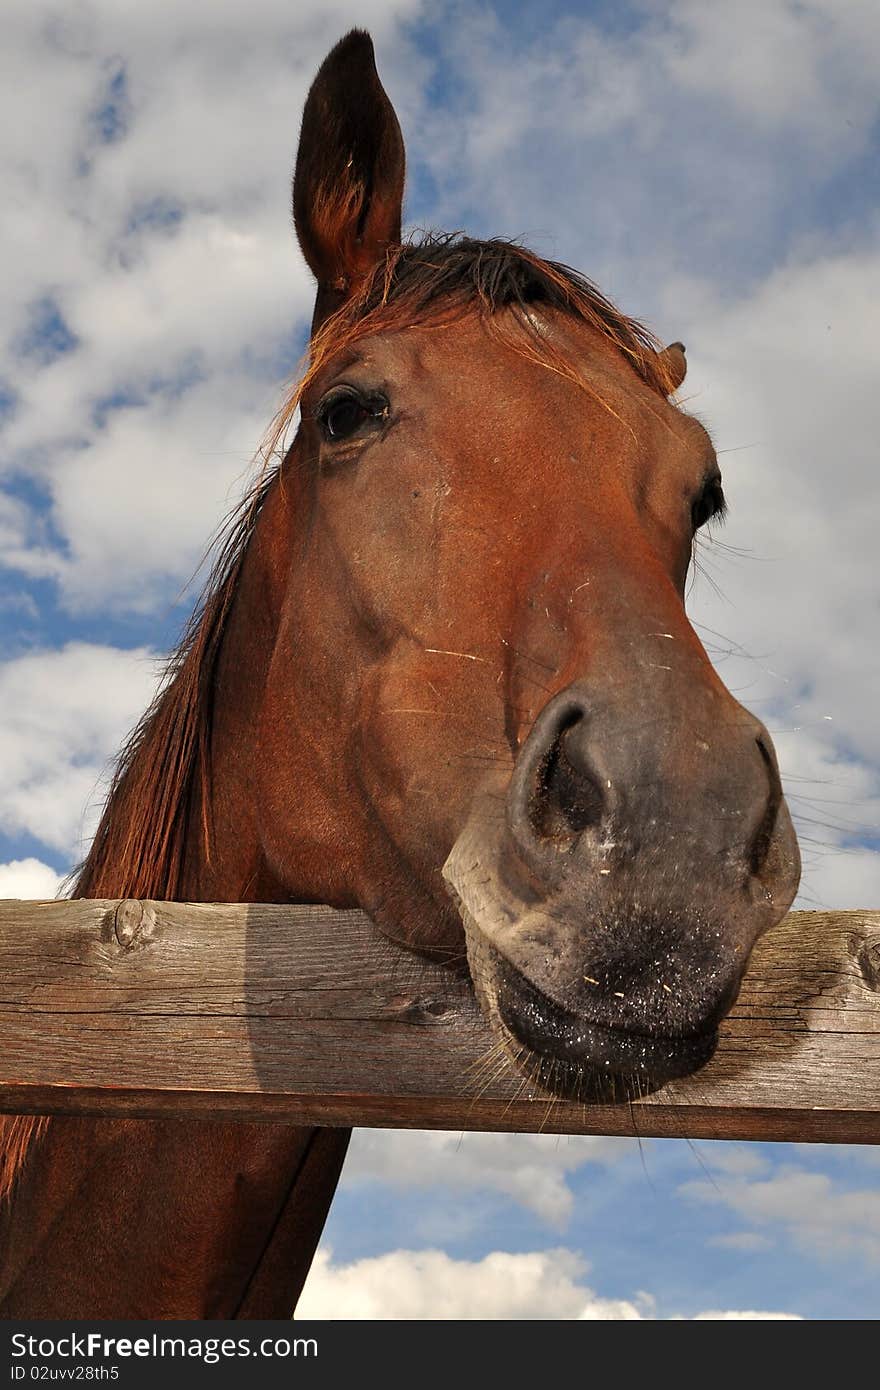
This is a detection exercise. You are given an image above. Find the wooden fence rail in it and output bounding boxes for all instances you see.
[0,900,878,1144]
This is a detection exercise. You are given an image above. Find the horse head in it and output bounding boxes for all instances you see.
[250,30,800,1101]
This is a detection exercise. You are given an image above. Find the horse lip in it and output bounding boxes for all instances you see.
[488,940,721,1091]
[496,992,720,1097]
[498,985,719,1070]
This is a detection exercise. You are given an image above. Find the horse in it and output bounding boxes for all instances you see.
[0,29,800,1317]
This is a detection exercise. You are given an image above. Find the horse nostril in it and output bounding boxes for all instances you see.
[507,693,612,872]
[531,715,606,845]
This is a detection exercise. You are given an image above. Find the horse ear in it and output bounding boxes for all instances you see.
[659,341,687,391]
[293,30,405,329]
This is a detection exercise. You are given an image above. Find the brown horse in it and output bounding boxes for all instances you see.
[0,30,800,1317]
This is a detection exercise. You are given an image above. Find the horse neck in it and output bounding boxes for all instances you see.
[0,462,352,1318]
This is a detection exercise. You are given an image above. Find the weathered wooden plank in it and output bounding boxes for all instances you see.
[0,900,878,1143]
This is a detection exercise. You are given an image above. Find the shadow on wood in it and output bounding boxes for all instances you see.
[0,900,878,1143]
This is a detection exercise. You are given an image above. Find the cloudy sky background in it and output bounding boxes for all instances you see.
[1,0,878,1318]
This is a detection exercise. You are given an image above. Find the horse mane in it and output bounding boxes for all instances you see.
[0,233,679,1201]
[72,466,281,904]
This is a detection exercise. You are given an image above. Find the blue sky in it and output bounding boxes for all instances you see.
[1,0,878,1318]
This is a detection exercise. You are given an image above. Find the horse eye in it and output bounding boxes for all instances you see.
[691,479,727,531]
[320,394,368,440]
[317,389,388,442]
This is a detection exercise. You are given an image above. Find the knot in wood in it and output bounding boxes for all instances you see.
[114,899,148,949]
[858,940,880,993]
[388,995,450,1024]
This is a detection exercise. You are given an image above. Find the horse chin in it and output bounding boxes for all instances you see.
[465,923,719,1103]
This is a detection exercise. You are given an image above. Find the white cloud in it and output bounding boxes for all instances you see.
[0,1,426,609]
[297,1247,633,1319]
[0,642,160,857]
[665,0,880,136]
[297,1246,801,1319]
[0,857,65,899]
[682,1166,880,1263]
[342,1129,632,1226]
[797,846,880,912]
[689,1309,799,1320]
[413,1,880,300]
[4,379,274,611]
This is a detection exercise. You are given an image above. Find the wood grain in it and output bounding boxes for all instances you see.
[0,900,878,1143]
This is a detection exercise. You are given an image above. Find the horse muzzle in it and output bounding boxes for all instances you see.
[442,679,801,1101]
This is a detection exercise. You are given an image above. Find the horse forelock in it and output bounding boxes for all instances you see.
[261,232,682,465]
